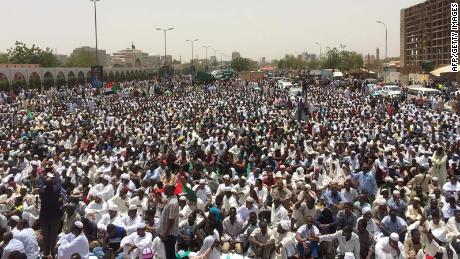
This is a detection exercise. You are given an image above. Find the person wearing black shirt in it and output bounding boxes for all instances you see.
[38,171,63,258]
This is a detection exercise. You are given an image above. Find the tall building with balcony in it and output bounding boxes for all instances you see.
[400,0,460,72]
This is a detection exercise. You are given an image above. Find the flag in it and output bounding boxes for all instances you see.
[26,111,33,120]
[131,42,135,50]
[174,181,183,196]
[181,180,197,203]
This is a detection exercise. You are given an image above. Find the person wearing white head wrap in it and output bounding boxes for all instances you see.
[56,220,89,259]
[374,232,406,259]
[236,196,259,224]
[356,206,383,241]
[271,220,296,259]
[97,204,124,230]
[120,205,144,235]
[84,192,107,223]
[119,220,153,259]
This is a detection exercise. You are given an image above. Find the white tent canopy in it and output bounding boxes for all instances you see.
[430,65,454,77]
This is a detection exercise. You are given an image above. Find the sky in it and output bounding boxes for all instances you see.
[0,0,424,62]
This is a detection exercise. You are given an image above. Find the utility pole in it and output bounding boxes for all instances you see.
[155,27,174,66]
[90,0,101,65]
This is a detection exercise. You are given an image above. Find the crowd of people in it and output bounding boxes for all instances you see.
[0,74,459,259]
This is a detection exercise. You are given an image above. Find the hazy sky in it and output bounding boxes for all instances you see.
[0,0,424,62]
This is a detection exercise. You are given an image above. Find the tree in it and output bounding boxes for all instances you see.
[7,41,60,67]
[231,57,252,72]
[321,47,363,72]
[322,47,341,70]
[0,53,8,63]
[306,59,321,69]
[66,50,97,67]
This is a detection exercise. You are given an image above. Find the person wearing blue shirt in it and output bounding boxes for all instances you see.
[387,190,407,219]
[381,209,407,238]
[323,182,343,211]
[352,163,377,196]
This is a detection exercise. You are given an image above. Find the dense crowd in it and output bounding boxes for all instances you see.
[0,75,459,259]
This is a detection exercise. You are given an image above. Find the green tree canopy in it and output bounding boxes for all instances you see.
[322,47,363,72]
[0,53,8,63]
[7,41,60,67]
[231,57,253,72]
[277,55,305,70]
[66,50,97,67]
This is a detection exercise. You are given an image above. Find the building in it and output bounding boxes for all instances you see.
[363,54,376,64]
[160,55,173,66]
[400,0,460,72]
[111,48,152,67]
[376,48,380,61]
[210,56,217,65]
[144,55,161,68]
[299,52,317,62]
[231,52,241,60]
[70,46,110,67]
[55,54,68,65]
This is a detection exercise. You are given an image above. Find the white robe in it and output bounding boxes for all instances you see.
[120,232,153,259]
[121,215,144,235]
[57,233,89,259]
[14,228,39,259]
[85,200,107,223]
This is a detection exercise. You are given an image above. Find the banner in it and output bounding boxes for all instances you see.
[90,65,104,88]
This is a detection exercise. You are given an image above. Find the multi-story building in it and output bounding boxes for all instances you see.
[210,56,217,65]
[376,48,380,61]
[160,55,173,66]
[231,52,241,60]
[70,46,110,67]
[111,49,151,67]
[363,54,376,64]
[400,0,460,72]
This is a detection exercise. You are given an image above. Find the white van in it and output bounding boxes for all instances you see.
[289,87,303,101]
[406,86,441,100]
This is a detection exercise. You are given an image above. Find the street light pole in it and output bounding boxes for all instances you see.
[186,39,199,66]
[376,21,388,60]
[315,42,322,60]
[90,0,100,65]
[155,27,174,66]
[202,45,211,71]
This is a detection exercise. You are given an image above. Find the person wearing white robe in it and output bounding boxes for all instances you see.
[2,232,25,259]
[57,221,89,259]
[374,233,406,259]
[272,221,296,259]
[424,227,458,259]
[120,223,153,259]
[271,198,289,228]
[85,192,107,223]
[98,204,125,230]
[188,226,220,259]
[121,205,144,235]
[14,219,39,259]
[107,188,131,216]
[129,188,149,217]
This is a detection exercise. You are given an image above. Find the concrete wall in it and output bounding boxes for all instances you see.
[0,67,152,86]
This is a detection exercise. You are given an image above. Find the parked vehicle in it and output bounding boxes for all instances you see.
[407,86,441,106]
[381,85,403,97]
[288,87,303,101]
[407,86,441,100]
